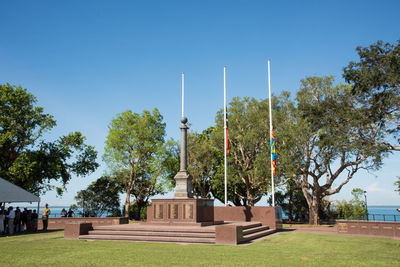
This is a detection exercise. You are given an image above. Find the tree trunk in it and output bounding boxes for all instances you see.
[309,203,319,225]
[300,179,321,225]
[124,190,131,218]
[134,205,142,220]
[308,193,321,225]
[288,194,294,222]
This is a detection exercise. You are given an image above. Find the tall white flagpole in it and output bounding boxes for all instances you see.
[182,72,185,118]
[224,66,228,207]
[268,59,275,207]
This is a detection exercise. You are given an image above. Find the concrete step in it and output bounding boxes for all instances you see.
[92,225,215,233]
[88,230,215,238]
[241,229,276,243]
[241,222,262,230]
[80,234,215,244]
[243,225,270,235]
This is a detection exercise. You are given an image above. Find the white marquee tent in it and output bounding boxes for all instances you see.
[0,177,40,211]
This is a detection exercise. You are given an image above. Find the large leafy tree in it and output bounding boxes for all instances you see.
[330,188,368,220]
[74,176,121,217]
[277,76,387,225]
[343,40,400,151]
[187,128,220,199]
[103,109,174,218]
[273,180,308,222]
[211,97,271,206]
[0,83,98,194]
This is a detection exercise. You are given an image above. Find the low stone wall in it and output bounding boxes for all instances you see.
[337,220,400,238]
[214,206,281,229]
[64,223,92,239]
[38,217,129,230]
[215,224,243,245]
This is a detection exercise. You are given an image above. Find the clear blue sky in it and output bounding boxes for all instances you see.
[1,0,399,206]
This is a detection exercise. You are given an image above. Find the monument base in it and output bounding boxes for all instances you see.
[147,198,214,224]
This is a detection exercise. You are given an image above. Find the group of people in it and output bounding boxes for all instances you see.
[0,205,39,235]
[60,208,74,218]
[0,203,53,235]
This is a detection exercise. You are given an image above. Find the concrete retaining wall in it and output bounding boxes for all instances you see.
[214,206,281,229]
[337,220,400,238]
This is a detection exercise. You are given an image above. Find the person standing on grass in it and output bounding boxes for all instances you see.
[14,207,21,232]
[21,207,28,232]
[41,204,51,231]
[6,206,15,235]
[0,206,5,235]
[26,210,32,232]
[31,210,38,231]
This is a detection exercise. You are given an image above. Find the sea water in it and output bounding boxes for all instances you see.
[279,205,400,222]
[22,206,118,218]
[367,205,400,222]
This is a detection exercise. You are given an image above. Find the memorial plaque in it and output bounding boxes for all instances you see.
[154,204,164,219]
[168,204,178,219]
[183,203,193,219]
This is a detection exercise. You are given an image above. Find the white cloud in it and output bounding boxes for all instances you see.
[366,182,386,193]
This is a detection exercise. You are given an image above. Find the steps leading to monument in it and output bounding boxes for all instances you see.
[241,227,276,243]
[87,230,215,238]
[241,222,263,230]
[92,224,215,233]
[77,221,276,244]
[80,224,217,244]
[242,225,270,235]
[80,234,215,244]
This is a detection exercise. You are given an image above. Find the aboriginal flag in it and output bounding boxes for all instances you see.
[271,127,276,176]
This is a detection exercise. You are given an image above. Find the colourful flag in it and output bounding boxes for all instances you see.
[271,127,276,176]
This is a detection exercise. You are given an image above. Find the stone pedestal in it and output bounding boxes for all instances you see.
[174,171,193,198]
[147,198,214,224]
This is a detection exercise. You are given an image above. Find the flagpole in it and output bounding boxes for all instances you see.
[182,72,184,118]
[268,59,275,207]
[224,66,228,207]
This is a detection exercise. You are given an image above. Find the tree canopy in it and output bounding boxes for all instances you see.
[211,97,272,206]
[103,108,175,219]
[275,76,387,224]
[343,40,400,151]
[74,176,121,217]
[0,83,98,194]
[187,128,219,199]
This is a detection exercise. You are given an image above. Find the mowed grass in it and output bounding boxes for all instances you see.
[1,231,399,267]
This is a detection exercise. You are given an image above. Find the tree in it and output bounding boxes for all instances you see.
[187,128,220,199]
[273,180,308,222]
[330,188,368,220]
[277,76,387,225]
[343,40,400,151]
[0,83,98,194]
[395,177,400,194]
[103,109,174,219]
[211,97,272,206]
[74,176,121,217]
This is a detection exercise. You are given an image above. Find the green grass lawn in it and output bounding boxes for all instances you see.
[1,231,399,267]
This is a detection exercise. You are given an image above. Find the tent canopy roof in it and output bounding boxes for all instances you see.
[0,177,40,203]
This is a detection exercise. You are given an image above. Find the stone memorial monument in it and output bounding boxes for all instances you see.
[147,74,214,225]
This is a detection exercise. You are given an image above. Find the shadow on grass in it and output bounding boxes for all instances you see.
[0,229,62,238]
